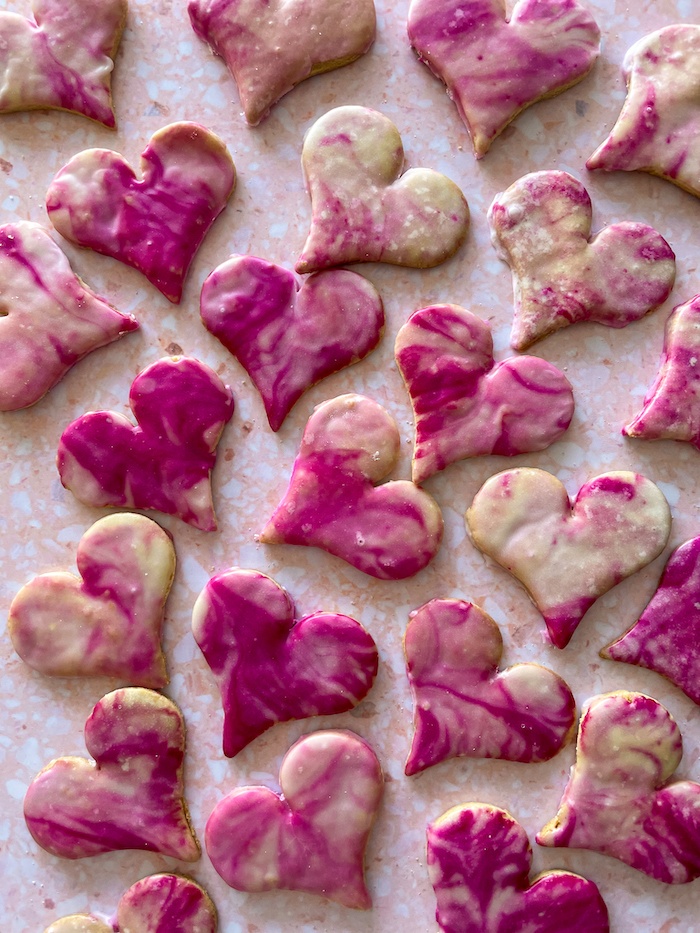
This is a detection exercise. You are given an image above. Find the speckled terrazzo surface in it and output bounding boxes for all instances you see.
[1,0,700,930]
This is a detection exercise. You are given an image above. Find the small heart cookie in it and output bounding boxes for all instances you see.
[57,356,234,531]
[24,687,200,861]
[408,0,601,158]
[488,171,676,350]
[188,0,375,125]
[0,221,138,411]
[200,254,384,430]
[0,0,126,126]
[46,123,236,303]
[261,393,444,579]
[428,803,609,933]
[404,599,575,775]
[395,304,574,482]
[9,513,175,687]
[296,106,469,274]
[192,568,378,756]
[466,468,671,648]
[537,691,700,883]
[206,730,383,909]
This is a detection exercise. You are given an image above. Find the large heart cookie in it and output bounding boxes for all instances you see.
[46,123,236,303]
[188,0,375,125]
[404,599,575,775]
[206,729,383,909]
[0,221,138,411]
[587,25,700,200]
[395,304,574,482]
[261,393,444,579]
[0,0,126,126]
[57,356,234,531]
[24,687,200,861]
[488,171,676,350]
[408,0,601,158]
[428,803,610,932]
[466,468,672,648]
[537,691,700,883]
[9,513,175,687]
[192,568,378,756]
[296,106,469,274]
[200,254,384,430]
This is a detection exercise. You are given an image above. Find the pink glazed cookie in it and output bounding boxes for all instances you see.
[188,0,376,125]
[407,0,601,158]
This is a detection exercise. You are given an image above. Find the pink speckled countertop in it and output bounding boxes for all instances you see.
[1,0,699,930]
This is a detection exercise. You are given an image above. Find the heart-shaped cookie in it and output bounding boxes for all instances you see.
[261,393,444,579]
[537,691,700,883]
[466,468,672,648]
[488,171,676,350]
[206,729,383,909]
[0,0,126,126]
[0,221,138,411]
[46,123,236,303]
[404,599,575,775]
[9,513,175,687]
[188,0,376,125]
[200,254,384,431]
[24,687,200,861]
[296,106,469,274]
[408,0,601,158]
[395,304,574,482]
[428,803,610,933]
[587,25,700,200]
[192,568,378,756]
[57,356,234,531]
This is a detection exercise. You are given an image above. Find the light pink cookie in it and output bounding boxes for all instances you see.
[428,803,609,933]
[466,468,672,648]
[404,598,575,775]
[587,25,700,200]
[188,0,376,125]
[57,356,234,531]
[0,221,138,411]
[296,106,469,274]
[9,513,174,687]
[200,254,384,430]
[408,0,601,158]
[24,687,200,861]
[206,729,383,909]
[395,304,574,482]
[488,171,676,350]
[46,123,236,303]
[261,393,444,579]
[537,691,700,883]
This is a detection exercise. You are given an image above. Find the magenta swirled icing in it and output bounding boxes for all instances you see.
[188,0,376,125]
[8,513,175,687]
[488,170,676,350]
[466,468,672,648]
[24,687,200,861]
[407,0,601,158]
[427,803,610,932]
[206,729,383,909]
[587,25,700,200]
[537,691,700,884]
[404,599,575,775]
[200,254,384,431]
[192,568,378,756]
[296,106,469,273]
[395,304,574,482]
[0,221,138,411]
[261,393,444,579]
[57,356,234,531]
[46,122,236,303]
